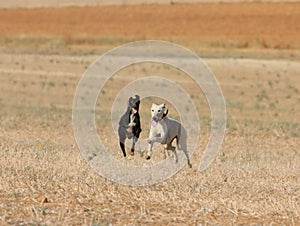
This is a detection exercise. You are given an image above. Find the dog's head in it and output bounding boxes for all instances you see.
[151,103,168,125]
[128,95,140,114]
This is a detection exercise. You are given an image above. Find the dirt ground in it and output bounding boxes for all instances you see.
[0,2,299,225]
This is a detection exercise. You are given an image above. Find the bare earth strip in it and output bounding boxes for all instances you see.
[1,0,299,8]
[0,2,299,55]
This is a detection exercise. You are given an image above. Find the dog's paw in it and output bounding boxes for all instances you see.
[188,162,192,168]
[130,151,135,156]
[146,155,151,160]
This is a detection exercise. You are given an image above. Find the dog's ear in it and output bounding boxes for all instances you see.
[135,95,140,101]
[128,97,133,105]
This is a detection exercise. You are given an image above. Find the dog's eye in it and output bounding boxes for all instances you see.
[158,110,161,113]
[151,109,154,112]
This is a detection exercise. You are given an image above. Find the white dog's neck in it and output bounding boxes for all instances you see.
[160,115,168,121]
[151,116,167,128]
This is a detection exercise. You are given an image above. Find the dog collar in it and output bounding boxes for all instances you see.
[162,109,168,119]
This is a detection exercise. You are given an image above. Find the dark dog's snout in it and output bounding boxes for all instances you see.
[130,103,139,113]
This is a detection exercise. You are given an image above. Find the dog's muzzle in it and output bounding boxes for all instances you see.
[151,117,159,127]
[131,108,137,114]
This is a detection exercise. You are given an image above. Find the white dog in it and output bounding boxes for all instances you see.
[147,103,192,168]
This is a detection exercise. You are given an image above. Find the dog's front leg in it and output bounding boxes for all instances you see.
[146,140,153,160]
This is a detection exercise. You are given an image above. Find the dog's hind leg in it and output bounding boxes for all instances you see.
[173,147,178,163]
[130,136,138,156]
[181,148,192,168]
[163,145,169,159]
[119,132,127,157]
[120,142,126,157]
[177,136,192,168]
[165,142,176,160]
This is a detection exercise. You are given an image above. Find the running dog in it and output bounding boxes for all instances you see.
[118,95,142,157]
[147,103,192,168]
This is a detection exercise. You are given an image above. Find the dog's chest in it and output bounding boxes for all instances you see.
[126,113,136,133]
[151,121,165,135]
[129,113,135,124]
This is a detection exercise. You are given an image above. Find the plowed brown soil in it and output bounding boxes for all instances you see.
[0,2,299,49]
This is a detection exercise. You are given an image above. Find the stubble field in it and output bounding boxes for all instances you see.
[0,2,299,225]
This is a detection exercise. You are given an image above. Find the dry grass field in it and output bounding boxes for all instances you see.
[0,2,299,225]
